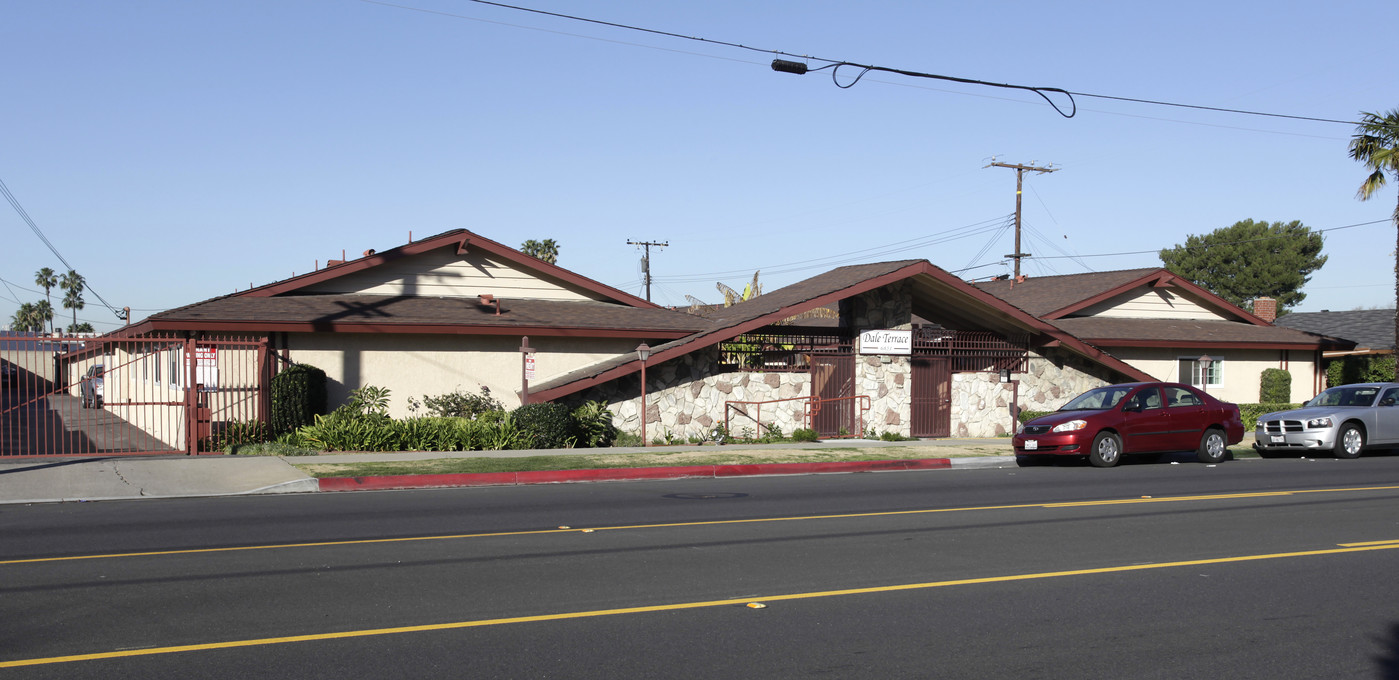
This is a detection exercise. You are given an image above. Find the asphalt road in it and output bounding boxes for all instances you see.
[4,454,1399,679]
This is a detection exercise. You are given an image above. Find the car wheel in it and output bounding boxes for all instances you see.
[1333,423,1364,459]
[1088,432,1122,468]
[1196,428,1228,464]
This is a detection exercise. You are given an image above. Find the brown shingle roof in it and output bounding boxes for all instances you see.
[530,260,1156,399]
[528,262,927,395]
[1052,317,1349,348]
[142,295,710,335]
[1274,309,1395,351]
[974,268,1160,317]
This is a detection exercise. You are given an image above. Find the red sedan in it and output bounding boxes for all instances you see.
[1013,382,1245,467]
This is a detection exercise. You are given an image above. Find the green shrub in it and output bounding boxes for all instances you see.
[1017,409,1054,423]
[206,419,271,452]
[614,432,644,447]
[420,386,505,419]
[1238,403,1302,426]
[1326,355,1396,386]
[346,385,391,416]
[758,423,784,443]
[270,364,327,435]
[791,428,819,442]
[570,400,617,448]
[879,430,912,441]
[510,402,577,449]
[397,416,473,452]
[1259,369,1291,403]
[295,410,398,452]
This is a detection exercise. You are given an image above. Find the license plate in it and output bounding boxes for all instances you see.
[1270,435,1285,443]
[1024,440,1038,450]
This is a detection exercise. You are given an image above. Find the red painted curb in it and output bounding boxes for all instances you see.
[317,458,954,492]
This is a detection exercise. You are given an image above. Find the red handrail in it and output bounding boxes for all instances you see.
[724,394,871,439]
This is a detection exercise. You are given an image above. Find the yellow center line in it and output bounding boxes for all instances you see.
[4,540,1398,669]
[6,484,1399,566]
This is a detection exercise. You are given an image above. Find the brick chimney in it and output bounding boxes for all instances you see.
[1253,297,1277,323]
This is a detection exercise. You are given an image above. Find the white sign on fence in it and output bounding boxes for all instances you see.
[195,345,218,391]
[859,329,912,355]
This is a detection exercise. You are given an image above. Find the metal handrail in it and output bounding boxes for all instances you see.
[723,393,871,439]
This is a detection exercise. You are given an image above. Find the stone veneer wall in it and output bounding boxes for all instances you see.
[568,280,1129,440]
[844,280,913,331]
[949,348,1123,438]
[857,354,912,437]
[950,372,1017,437]
[572,347,813,441]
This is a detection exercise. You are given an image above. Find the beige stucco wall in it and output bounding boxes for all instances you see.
[1108,347,1320,404]
[299,249,609,302]
[286,333,641,416]
[1077,288,1230,321]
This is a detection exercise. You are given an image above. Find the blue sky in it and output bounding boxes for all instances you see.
[4,0,1397,333]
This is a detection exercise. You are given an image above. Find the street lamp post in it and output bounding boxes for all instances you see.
[636,342,651,447]
[1197,355,1213,394]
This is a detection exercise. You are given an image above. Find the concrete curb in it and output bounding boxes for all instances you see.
[317,456,1009,492]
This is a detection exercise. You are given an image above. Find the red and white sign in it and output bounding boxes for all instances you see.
[524,353,536,381]
[195,345,218,391]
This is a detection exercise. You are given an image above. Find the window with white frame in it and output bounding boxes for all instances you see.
[167,348,185,388]
[1178,356,1222,387]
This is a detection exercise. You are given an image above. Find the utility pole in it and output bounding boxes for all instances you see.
[627,240,668,301]
[986,160,1057,278]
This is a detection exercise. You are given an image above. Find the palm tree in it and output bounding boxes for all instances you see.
[34,267,57,334]
[32,300,53,335]
[520,238,560,264]
[10,303,43,332]
[1349,108,1399,378]
[59,270,85,334]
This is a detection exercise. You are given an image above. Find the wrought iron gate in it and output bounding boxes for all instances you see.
[0,333,268,457]
[910,356,951,438]
[809,353,857,437]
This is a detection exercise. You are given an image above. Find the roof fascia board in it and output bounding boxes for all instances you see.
[1086,338,1329,350]
[133,319,694,339]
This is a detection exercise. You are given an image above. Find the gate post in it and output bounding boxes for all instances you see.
[183,336,198,455]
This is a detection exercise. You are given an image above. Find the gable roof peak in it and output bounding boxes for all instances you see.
[234,229,658,308]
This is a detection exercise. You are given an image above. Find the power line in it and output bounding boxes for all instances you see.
[373,0,1363,126]
[1030,219,1387,261]
[1,177,126,321]
[653,215,1014,284]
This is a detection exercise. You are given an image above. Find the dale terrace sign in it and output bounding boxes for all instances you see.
[858,329,911,355]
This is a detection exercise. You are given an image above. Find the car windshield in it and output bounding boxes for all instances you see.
[1058,386,1131,411]
[1307,386,1379,408]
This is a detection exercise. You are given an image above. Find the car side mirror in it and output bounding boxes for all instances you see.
[1383,398,1397,407]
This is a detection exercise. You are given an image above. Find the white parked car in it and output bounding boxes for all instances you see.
[80,364,105,409]
[1253,383,1399,459]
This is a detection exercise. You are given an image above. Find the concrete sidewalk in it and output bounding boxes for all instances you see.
[0,438,1015,505]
